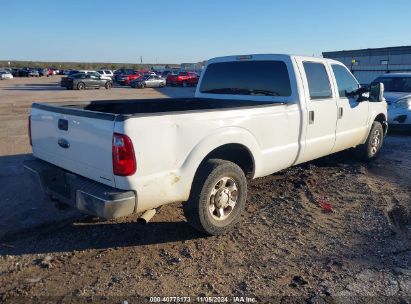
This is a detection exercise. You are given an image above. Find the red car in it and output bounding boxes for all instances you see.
[116,70,142,86]
[166,71,199,87]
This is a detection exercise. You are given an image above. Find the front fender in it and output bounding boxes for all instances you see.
[363,108,388,143]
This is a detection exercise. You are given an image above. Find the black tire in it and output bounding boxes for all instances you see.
[182,81,188,87]
[183,159,247,236]
[77,82,85,90]
[139,83,145,89]
[105,81,112,89]
[355,121,384,161]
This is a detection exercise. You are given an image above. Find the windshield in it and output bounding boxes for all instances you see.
[373,76,411,93]
[200,60,291,97]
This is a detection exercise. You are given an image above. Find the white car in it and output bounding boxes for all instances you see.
[26,54,387,235]
[97,70,114,79]
[0,70,13,80]
[372,73,411,131]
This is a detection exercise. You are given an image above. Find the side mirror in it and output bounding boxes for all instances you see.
[369,82,385,102]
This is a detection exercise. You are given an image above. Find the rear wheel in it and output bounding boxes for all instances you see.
[105,81,112,89]
[355,121,384,161]
[77,82,85,90]
[183,159,247,235]
[182,81,188,87]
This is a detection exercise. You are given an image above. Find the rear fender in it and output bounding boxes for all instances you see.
[176,127,261,200]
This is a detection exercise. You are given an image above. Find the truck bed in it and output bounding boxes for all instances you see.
[64,98,281,115]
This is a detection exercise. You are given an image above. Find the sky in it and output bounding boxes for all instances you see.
[1,0,410,64]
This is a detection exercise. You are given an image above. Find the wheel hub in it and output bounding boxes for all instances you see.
[371,129,381,154]
[208,177,238,221]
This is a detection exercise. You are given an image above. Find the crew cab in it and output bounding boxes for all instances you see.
[166,71,199,87]
[25,54,387,235]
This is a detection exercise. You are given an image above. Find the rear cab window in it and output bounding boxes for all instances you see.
[199,60,292,97]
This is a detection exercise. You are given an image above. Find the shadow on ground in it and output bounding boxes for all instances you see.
[0,216,203,256]
[2,83,62,91]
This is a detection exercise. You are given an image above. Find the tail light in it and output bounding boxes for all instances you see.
[28,115,32,146]
[112,133,136,176]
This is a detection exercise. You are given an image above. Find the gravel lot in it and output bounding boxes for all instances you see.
[0,76,410,303]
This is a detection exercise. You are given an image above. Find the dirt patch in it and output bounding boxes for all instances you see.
[0,135,410,302]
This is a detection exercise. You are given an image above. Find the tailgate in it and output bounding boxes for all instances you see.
[30,103,117,187]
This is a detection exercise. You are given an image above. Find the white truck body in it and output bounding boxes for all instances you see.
[26,54,387,227]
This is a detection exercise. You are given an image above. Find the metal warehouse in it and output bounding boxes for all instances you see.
[323,45,411,84]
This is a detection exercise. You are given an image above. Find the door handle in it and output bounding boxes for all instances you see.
[309,111,315,124]
[338,107,344,119]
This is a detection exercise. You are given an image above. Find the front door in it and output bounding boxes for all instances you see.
[295,58,338,163]
[330,64,369,152]
[146,76,157,87]
[87,74,100,87]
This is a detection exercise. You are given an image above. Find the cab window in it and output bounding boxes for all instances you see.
[303,62,332,99]
[332,65,358,97]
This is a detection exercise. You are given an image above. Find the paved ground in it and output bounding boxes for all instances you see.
[0,76,410,302]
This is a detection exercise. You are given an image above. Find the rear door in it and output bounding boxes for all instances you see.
[295,58,338,162]
[30,105,116,187]
[329,63,369,152]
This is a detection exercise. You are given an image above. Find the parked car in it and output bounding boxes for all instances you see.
[46,68,55,76]
[0,70,13,80]
[60,72,113,90]
[161,70,174,78]
[75,70,112,81]
[18,68,31,77]
[97,70,114,79]
[371,73,411,131]
[116,70,142,85]
[28,69,40,77]
[166,71,199,87]
[38,68,48,77]
[26,54,387,236]
[113,69,134,81]
[130,75,166,88]
[11,68,20,77]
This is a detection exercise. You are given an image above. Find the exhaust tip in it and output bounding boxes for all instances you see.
[137,217,148,225]
[137,209,157,225]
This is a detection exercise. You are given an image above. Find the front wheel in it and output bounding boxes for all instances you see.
[354,121,384,161]
[182,81,188,87]
[105,81,112,89]
[183,159,247,236]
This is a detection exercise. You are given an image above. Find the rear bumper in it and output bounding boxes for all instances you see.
[24,158,137,219]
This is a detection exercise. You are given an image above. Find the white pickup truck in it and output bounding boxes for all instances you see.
[25,54,387,235]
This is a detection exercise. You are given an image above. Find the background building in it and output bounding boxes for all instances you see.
[323,46,411,84]
[180,62,205,73]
